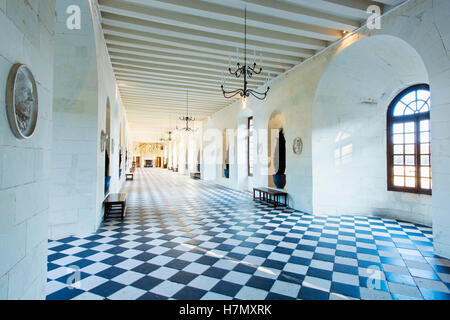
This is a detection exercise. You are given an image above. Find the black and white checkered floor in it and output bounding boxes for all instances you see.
[46,169,450,300]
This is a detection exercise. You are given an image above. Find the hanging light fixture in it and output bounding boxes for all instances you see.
[179,89,195,131]
[221,7,270,100]
[159,127,173,142]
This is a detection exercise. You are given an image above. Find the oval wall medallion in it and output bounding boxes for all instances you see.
[293,137,303,155]
[5,64,38,139]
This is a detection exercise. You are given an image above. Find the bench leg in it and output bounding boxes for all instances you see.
[104,204,109,220]
[121,202,126,219]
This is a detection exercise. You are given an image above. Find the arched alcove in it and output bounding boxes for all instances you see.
[119,121,123,178]
[311,35,430,225]
[237,107,254,191]
[104,97,111,195]
[268,111,286,189]
[185,138,189,171]
[196,149,201,173]
[222,129,229,179]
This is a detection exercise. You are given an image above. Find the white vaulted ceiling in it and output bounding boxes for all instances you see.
[96,0,406,142]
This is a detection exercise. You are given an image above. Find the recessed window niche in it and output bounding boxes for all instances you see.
[268,112,286,189]
[104,98,111,195]
[223,130,229,179]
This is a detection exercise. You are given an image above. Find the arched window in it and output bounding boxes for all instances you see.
[248,117,254,176]
[387,84,431,195]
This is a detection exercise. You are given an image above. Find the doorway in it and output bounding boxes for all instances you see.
[136,156,141,168]
[157,157,162,168]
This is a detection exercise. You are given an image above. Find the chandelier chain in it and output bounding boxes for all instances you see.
[221,7,270,100]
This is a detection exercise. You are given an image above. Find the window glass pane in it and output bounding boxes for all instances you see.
[394,156,404,165]
[393,145,404,154]
[402,92,416,106]
[404,122,415,133]
[420,155,430,166]
[389,86,431,193]
[393,88,430,116]
[405,133,415,144]
[404,107,415,115]
[405,155,415,165]
[393,134,404,144]
[419,102,430,113]
[420,132,430,143]
[421,178,431,190]
[420,143,430,154]
[405,177,416,187]
[420,120,430,132]
[417,89,430,101]
[393,102,406,116]
[405,166,416,177]
[393,176,404,187]
[393,123,403,133]
[393,166,404,175]
[405,144,415,155]
[421,166,430,178]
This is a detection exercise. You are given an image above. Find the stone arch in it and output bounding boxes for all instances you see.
[311,35,430,225]
[268,111,286,189]
[237,107,254,190]
[105,97,111,195]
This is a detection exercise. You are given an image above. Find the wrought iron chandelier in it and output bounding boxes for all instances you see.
[160,130,173,142]
[179,89,194,131]
[221,7,270,100]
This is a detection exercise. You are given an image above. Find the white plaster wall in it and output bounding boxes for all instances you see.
[204,53,319,211]
[50,0,99,238]
[427,0,450,259]
[50,0,130,238]
[204,102,241,190]
[312,35,431,225]
[0,0,55,299]
[202,0,450,258]
[90,0,129,232]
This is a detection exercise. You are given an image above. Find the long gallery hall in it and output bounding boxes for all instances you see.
[1,0,450,302]
[46,168,448,300]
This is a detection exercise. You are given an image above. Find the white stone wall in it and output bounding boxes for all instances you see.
[50,0,99,238]
[0,0,55,299]
[203,102,241,190]
[90,0,130,232]
[203,0,450,258]
[312,35,431,225]
[50,0,130,239]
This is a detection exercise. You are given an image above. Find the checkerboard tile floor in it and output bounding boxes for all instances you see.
[46,169,450,300]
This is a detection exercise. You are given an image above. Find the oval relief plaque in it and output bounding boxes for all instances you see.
[6,64,38,139]
[293,137,303,155]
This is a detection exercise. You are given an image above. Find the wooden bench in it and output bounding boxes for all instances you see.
[190,172,201,179]
[104,193,127,220]
[253,187,288,208]
[126,173,134,181]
